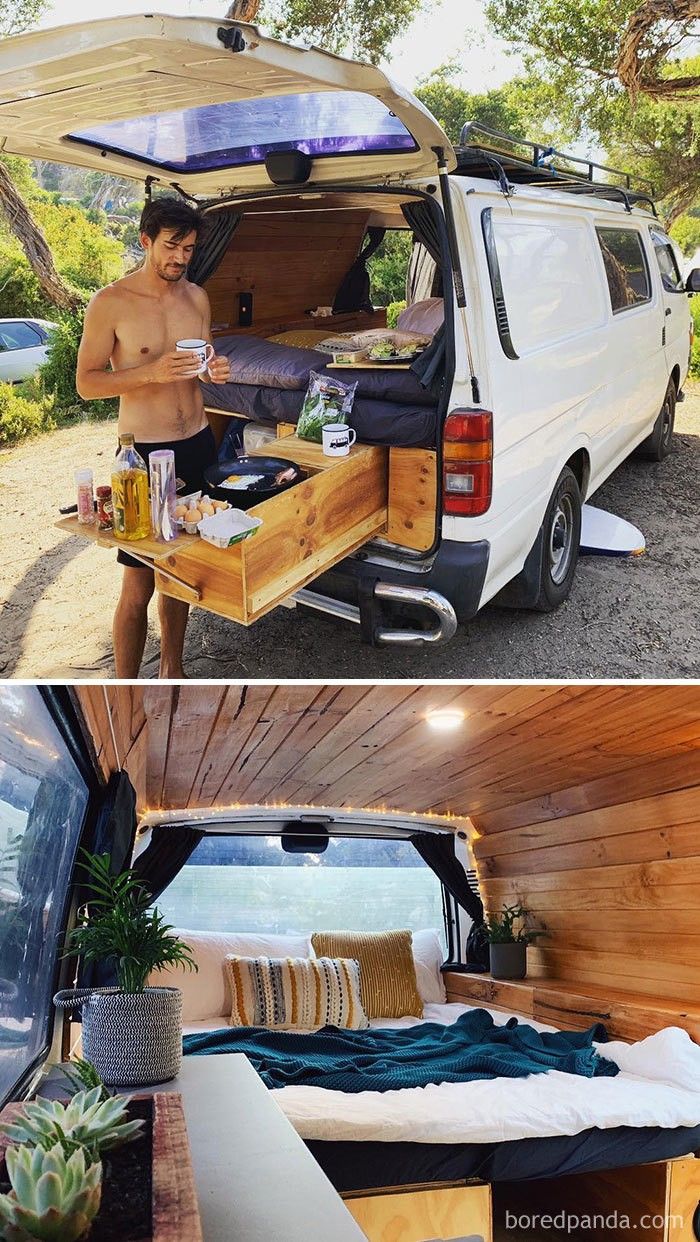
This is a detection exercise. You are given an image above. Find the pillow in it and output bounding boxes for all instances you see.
[412,929,447,1005]
[225,955,369,1030]
[148,930,312,1022]
[397,297,444,337]
[311,929,423,1019]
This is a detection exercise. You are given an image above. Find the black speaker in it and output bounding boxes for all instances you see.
[265,149,313,185]
[238,291,253,327]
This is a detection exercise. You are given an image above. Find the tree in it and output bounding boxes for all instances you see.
[257,0,428,64]
[414,65,568,148]
[484,0,700,222]
[0,0,82,310]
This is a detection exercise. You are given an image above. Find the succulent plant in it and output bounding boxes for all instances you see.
[0,1141,102,1242]
[59,1059,113,1105]
[0,1088,144,1157]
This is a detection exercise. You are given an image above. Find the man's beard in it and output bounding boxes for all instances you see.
[155,262,186,282]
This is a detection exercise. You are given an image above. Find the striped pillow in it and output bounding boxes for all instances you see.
[311,929,423,1019]
[225,955,369,1030]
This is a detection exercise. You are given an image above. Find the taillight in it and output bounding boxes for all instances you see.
[443,409,493,516]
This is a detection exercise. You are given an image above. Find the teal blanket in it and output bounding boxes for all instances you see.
[182,1009,618,1093]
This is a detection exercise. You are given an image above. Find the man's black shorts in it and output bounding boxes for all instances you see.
[116,424,217,570]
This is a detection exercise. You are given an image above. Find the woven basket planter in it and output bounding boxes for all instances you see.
[54,987,183,1087]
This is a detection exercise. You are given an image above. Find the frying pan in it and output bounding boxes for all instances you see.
[203,455,305,509]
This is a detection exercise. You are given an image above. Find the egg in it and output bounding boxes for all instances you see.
[174,503,188,518]
[212,499,228,510]
[200,502,215,516]
[186,508,203,524]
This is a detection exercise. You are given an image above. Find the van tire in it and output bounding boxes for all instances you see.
[636,380,676,461]
[532,466,582,612]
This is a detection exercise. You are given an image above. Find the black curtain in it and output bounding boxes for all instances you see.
[131,825,205,903]
[401,201,447,398]
[189,210,242,287]
[76,770,138,991]
[411,831,489,971]
[333,226,386,314]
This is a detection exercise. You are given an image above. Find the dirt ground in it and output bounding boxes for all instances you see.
[1,393,699,680]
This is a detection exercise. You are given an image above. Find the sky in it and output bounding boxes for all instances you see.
[38,0,524,95]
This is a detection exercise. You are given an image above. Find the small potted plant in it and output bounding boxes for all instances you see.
[0,1141,102,1242]
[54,852,197,1087]
[485,903,544,980]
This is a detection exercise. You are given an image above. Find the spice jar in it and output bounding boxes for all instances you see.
[74,468,95,525]
[96,485,113,531]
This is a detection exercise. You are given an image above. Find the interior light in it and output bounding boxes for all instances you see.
[425,709,465,731]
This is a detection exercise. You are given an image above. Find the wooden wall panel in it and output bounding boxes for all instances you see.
[205,210,370,334]
[475,768,700,1008]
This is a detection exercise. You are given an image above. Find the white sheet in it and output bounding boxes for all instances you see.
[183,1002,700,1145]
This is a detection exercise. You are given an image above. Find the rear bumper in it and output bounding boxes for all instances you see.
[307,537,490,638]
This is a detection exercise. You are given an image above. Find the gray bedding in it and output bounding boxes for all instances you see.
[202,333,438,448]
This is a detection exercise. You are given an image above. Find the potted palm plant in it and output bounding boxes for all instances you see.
[485,903,544,980]
[54,852,197,1087]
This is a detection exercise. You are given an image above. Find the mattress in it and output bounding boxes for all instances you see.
[201,333,438,448]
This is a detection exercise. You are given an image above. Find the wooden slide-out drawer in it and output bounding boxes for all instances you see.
[344,1181,492,1242]
[153,432,388,625]
[494,1158,700,1242]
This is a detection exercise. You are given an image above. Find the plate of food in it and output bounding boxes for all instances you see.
[204,456,305,508]
[367,342,425,364]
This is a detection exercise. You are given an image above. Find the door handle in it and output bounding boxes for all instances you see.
[665,308,672,315]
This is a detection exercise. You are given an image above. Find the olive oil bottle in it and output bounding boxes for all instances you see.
[111,433,150,541]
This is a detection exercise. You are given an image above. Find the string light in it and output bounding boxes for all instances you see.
[138,801,473,835]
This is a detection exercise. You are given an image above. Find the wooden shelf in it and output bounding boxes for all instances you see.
[443,971,700,1043]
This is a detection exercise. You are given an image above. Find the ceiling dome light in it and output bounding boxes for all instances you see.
[425,709,465,731]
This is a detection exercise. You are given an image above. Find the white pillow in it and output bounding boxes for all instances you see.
[148,929,312,1022]
[411,929,447,1004]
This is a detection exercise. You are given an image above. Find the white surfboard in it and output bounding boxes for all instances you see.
[580,504,645,557]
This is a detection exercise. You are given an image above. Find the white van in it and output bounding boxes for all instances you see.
[0,16,694,645]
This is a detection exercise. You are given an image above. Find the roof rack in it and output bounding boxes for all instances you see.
[455,121,657,214]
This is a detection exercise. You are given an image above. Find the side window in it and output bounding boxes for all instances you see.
[484,210,606,357]
[596,228,651,312]
[0,321,42,351]
[0,687,89,1106]
[649,228,685,293]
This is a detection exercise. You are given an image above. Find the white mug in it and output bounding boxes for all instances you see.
[322,422,356,457]
[176,338,214,374]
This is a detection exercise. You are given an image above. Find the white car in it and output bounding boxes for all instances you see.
[0,317,57,383]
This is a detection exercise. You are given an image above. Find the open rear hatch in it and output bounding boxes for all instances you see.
[0,14,455,195]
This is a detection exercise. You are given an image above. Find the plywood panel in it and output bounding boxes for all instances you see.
[387,448,437,552]
[345,1183,492,1242]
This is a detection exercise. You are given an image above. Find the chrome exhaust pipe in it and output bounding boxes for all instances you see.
[292,582,458,647]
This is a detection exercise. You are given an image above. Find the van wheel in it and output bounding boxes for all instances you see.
[636,381,676,461]
[533,466,582,611]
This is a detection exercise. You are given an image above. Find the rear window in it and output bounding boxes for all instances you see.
[155,834,446,949]
[69,91,418,174]
[649,228,685,293]
[596,228,651,312]
[0,688,89,1106]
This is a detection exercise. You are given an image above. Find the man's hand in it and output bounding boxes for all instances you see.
[204,354,231,385]
[147,350,202,384]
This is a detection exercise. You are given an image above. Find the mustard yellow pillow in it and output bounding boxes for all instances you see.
[311,929,423,1019]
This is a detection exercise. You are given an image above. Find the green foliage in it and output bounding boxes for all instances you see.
[64,851,198,994]
[386,300,406,328]
[0,0,47,37]
[59,1059,114,1105]
[39,312,117,422]
[1,1088,144,1159]
[0,1141,102,1242]
[261,0,428,64]
[415,67,568,149]
[0,382,55,448]
[689,295,700,377]
[368,231,412,306]
[671,214,700,256]
[484,903,544,945]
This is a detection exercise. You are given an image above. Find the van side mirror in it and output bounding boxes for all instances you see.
[685,268,700,293]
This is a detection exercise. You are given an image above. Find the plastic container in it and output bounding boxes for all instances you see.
[74,468,95,525]
[198,508,262,549]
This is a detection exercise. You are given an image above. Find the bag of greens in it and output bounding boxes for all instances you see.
[297,371,358,443]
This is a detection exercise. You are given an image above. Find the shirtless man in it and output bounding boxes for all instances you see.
[76,197,230,679]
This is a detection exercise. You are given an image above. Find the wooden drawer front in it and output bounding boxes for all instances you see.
[155,438,388,625]
[387,447,437,552]
[345,1183,491,1242]
[494,1159,700,1242]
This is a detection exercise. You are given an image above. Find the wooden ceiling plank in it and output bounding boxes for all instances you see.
[191,684,278,808]
[479,821,700,879]
[236,684,375,805]
[472,785,700,859]
[479,853,700,895]
[160,685,228,810]
[77,686,118,779]
[213,684,333,806]
[142,686,176,810]
[473,748,700,834]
